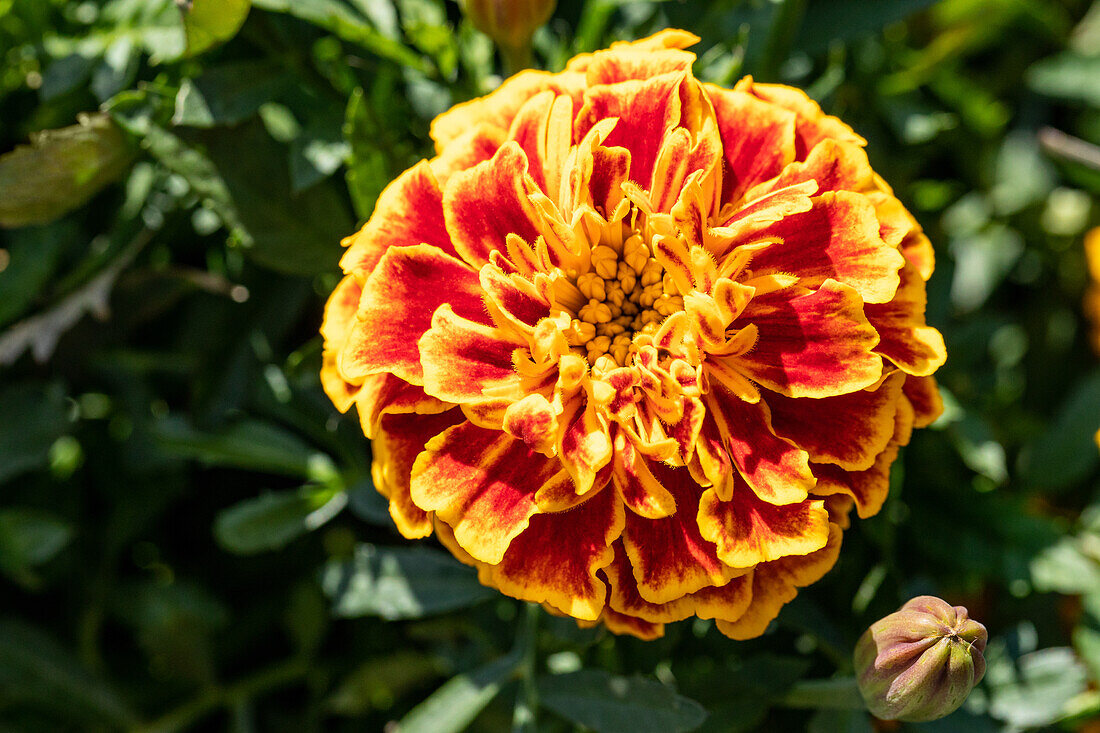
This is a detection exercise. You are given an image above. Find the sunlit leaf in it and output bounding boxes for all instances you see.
[321,543,495,619]
[180,0,252,56]
[0,114,136,228]
[397,651,520,733]
[214,486,347,554]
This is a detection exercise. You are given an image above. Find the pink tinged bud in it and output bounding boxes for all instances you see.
[459,0,557,52]
[854,595,988,722]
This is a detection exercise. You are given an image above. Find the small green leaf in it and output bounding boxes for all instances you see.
[0,114,135,228]
[321,543,495,619]
[0,383,71,485]
[538,670,708,733]
[181,0,252,56]
[396,651,521,733]
[0,508,73,578]
[151,416,322,476]
[214,486,347,555]
[1027,52,1100,107]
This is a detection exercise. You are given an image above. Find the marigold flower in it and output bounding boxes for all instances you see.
[1084,226,1100,356]
[321,31,946,640]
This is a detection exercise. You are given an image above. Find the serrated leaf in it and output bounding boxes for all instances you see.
[0,114,135,228]
[214,486,347,555]
[396,651,520,733]
[181,0,252,56]
[321,543,495,619]
[538,670,708,733]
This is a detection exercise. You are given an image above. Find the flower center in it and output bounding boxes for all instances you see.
[552,215,684,371]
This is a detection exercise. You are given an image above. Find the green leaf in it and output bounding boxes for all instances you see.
[0,221,73,327]
[1027,52,1100,107]
[1030,537,1100,595]
[251,0,431,72]
[0,383,71,485]
[0,618,137,727]
[200,120,351,275]
[538,670,708,733]
[321,543,496,619]
[986,646,1088,728]
[214,486,347,555]
[396,651,520,733]
[151,416,323,477]
[328,651,444,716]
[181,0,252,56]
[0,113,136,228]
[173,61,289,128]
[795,0,939,55]
[1019,371,1100,491]
[0,508,73,578]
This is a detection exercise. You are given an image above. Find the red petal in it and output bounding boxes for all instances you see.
[340,161,457,277]
[339,245,486,384]
[575,71,685,192]
[410,421,564,564]
[419,305,525,404]
[484,483,624,621]
[903,375,944,429]
[765,372,905,471]
[750,191,905,305]
[864,261,946,377]
[736,78,865,158]
[697,481,830,568]
[703,392,816,504]
[612,432,676,519]
[621,462,739,604]
[373,410,465,538]
[708,86,797,204]
[732,279,883,398]
[443,141,543,268]
[507,91,574,197]
[353,372,450,439]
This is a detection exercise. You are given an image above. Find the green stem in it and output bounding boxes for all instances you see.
[758,0,808,82]
[778,677,865,711]
[132,658,309,733]
[511,603,540,733]
[500,39,535,76]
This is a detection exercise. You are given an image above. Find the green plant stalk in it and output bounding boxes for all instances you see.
[500,39,535,76]
[511,603,541,733]
[132,657,310,733]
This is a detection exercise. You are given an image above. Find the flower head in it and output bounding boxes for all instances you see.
[855,595,987,722]
[322,31,946,640]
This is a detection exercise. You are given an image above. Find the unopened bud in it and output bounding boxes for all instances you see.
[460,0,556,55]
[854,595,987,722]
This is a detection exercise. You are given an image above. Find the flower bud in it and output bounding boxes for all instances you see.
[854,595,987,722]
[460,0,557,54]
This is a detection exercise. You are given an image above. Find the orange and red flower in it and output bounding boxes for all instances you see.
[321,31,945,640]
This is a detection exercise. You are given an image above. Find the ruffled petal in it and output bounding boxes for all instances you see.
[864,261,947,377]
[483,482,624,621]
[731,279,883,398]
[621,462,740,604]
[372,410,465,538]
[575,71,686,192]
[410,421,565,564]
[419,305,526,404]
[735,78,865,157]
[750,191,905,305]
[612,431,676,519]
[339,245,486,384]
[903,375,944,429]
[702,391,815,504]
[697,481,830,568]
[707,85,796,204]
[353,373,450,440]
[716,523,843,640]
[340,161,457,277]
[444,141,544,268]
[321,275,366,412]
[765,373,905,471]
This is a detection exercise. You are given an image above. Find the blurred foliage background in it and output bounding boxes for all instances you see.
[1,0,1100,730]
